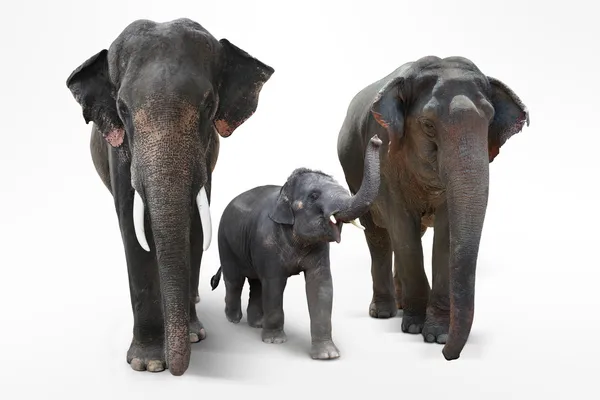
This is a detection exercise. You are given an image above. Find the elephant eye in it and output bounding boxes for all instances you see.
[419,118,436,136]
[117,101,130,120]
[308,192,320,201]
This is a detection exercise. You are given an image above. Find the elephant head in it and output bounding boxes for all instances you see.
[370,56,529,360]
[66,18,274,375]
[270,135,383,243]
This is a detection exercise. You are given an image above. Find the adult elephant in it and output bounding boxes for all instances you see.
[66,18,274,376]
[337,56,529,360]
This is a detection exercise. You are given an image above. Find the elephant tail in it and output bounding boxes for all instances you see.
[210,267,222,291]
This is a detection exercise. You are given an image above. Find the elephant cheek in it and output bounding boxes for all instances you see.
[103,128,125,147]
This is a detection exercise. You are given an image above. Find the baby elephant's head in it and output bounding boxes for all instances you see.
[269,136,382,244]
[268,169,349,243]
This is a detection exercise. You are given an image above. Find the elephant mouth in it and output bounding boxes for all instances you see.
[328,215,343,243]
[327,214,365,244]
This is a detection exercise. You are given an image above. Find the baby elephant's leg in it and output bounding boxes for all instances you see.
[224,273,245,324]
[304,262,340,360]
[247,279,263,328]
[260,276,288,344]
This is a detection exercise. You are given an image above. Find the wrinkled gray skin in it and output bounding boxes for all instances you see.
[66,18,274,375]
[337,56,529,360]
[210,136,383,360]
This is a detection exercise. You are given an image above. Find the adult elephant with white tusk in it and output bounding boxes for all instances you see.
[66,18,274,376]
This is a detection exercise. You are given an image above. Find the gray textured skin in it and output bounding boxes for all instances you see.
[66,18,274,375]
[337,56,529,360]
[211,136,383,359]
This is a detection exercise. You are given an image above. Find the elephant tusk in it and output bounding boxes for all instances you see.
[329,215,337,224]
[133,191,150,252]
[347,219,365,230]
[196,187,212,251]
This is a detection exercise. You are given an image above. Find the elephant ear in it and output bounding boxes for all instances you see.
[66,50,124,147]
[214,39,275,138]
[487,76,529,162]
[370,76,406,153]
[268,187,294,225]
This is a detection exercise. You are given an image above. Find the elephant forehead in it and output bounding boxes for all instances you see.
[132,100,199,132]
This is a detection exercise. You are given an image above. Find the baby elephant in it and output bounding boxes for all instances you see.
[210,135,382,359]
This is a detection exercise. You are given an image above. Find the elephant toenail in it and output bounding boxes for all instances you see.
[147,360,164,372]
[437,334,448,344]
[130,358,145,371]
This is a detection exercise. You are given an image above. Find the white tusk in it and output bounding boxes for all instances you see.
[196,187,212,251]
[329,215,337,224]
[348,219,365,230]
[133,191,150,252]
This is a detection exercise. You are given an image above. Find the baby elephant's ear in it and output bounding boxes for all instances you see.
[269,189,294,225]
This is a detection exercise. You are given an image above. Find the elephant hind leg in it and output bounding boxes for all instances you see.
[247,278,263,328]
[90,124,112,193]
[360,211,396,319]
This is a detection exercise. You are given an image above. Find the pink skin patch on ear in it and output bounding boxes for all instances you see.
[215,120,233,137]
[104,128,124,147]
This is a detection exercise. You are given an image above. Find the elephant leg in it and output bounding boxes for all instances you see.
[247,278,264,328]
[423,202,450,344]
[224,273,245,324]
[389,212,431,334]
[360,211,396,319]
[260,276,288,344]
[115,191,166,373]
[189,208,207,343]
[394,216,432,309]
[304,260,340,360]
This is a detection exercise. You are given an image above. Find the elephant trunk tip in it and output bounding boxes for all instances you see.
[166,330,191,376]
[368,134,383,148]
[441,346,461,361]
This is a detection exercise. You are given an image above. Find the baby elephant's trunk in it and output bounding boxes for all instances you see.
[334,135,382,222]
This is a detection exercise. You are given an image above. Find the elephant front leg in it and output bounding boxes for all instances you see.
[361,211,397,318]
[304,260,340,360]
[390,212,431,334]
[117,194,166,373]
[423,202,450,344]
[189,207,208,342]
[260,276,288,344]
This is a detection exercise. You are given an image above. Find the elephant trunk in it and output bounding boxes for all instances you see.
[333,135,382,222]
[439,106,490,360]
[130,110,210,375]
[142,179,193,376]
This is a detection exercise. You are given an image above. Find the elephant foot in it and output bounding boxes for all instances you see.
[247,313,263,328]
[262,328,287,344]
[189,315,207,343]
[422,308,449,344]
[225,307,242,324]
[310,340,340,360]
[369,299,398,319]
[127,337,166,373]
[401,313,426,334]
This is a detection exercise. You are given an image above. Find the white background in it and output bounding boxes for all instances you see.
[1,0,597,398]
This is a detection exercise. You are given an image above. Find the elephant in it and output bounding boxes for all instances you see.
[209,135,383,360]
[337,56,529,360]
[65,18,274,376]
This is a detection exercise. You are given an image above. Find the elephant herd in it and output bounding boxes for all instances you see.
[66,17,529,376]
